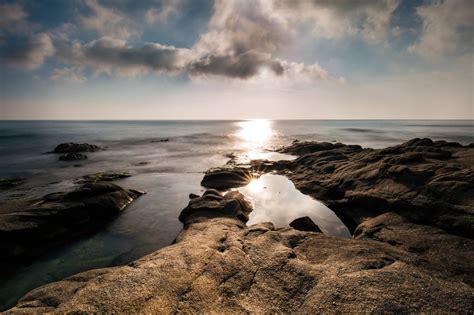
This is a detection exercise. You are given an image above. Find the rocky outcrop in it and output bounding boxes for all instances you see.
[52,143,101,154]
[289,216,322,232]
[201,167,254,190]
[0,183,144,264]
[7,191,473,313]
[251,138,474,238]
[50,142,101,161]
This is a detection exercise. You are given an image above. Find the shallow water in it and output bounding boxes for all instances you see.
[239,174,350,237]
[0,119,473,309]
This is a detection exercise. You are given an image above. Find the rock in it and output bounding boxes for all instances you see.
[58,152,88,161]
[7,201,474,313]
[189,193,200,199]
[201,167,254,190]
[0,178,24,189]
[0,183,144,263]
[179,190,253,226]
[52,142,101,153]
[253,138,474,238]
[151,138,169,143]
[289,216,322,233]
[76,172,131,184]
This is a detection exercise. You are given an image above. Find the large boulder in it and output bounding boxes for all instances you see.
[201,167,254,190]
[0,183,144,263]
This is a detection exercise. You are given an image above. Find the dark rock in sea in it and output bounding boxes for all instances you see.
[289,216,322,233]
[0,178,24,190]
[7,194,474,313]
[257,138,474,238]
[151,138,170,143]
[76,171,131,184]
[201,167,254,190]
[58,152,88,161]
[52,142,101,153]
[0,183,144,263]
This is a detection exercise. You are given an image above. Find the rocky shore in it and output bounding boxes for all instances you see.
[0,183,143,264]
[5,138,474,312]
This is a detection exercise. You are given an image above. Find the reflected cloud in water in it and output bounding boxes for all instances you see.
[238,174,351,238]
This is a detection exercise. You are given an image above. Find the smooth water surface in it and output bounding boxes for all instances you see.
[239,174,350,237]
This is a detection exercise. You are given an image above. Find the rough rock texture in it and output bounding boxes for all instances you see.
[252,138,474,238]
[290,216,322,233]
[7,191,473,313]
[52,143,101,154]
[201,167,254,190]
[0,183,143,263]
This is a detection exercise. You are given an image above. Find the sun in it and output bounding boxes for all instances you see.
[237,119,273,144]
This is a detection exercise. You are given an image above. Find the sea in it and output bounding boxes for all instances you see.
[0,119,473,309]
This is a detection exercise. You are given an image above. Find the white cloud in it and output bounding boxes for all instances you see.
[79,0,137,39]
[409,0,474,57]
[145,0,182,25]
[50,67,86,83]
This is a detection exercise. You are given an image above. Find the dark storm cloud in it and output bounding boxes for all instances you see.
[187,51,284,79]
[0,33,54,69]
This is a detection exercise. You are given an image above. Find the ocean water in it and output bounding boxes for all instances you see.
[0,119,473,309]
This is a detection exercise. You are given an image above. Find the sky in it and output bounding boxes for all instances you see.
[0,0,472,120]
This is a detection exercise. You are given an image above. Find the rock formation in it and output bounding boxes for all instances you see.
[0,183,143,264]
[6,189,473,313]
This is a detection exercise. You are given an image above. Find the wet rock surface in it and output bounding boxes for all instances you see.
[52,143,101,154]
[59,152,88,161]
[76,171,131,184]
[0,183,143,264]
[7,191,473,313]
[255,138,474,238]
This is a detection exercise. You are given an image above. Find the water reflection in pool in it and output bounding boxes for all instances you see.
[238,174,351,238]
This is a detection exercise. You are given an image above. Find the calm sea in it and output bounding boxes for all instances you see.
[0,120,473,309]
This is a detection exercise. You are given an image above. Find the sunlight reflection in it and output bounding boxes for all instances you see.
[237,119,273,144]
[246,178,265,193]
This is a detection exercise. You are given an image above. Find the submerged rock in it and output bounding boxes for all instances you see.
[0,178,24,190]
[7,194,474,313]
[0,183,144,263]
[52,142,101,153]
[77,171,131,184]
[289,216,322,233]
[59,152,88,161]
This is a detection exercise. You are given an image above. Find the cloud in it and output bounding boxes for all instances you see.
[408,0,474,57]
[145,0,182,25]
[0,2,30,35]
[187,50,283,79]
[79,0,137,39]
[50,67,86,83]
[274,0,399,41]
[0,33,54,69]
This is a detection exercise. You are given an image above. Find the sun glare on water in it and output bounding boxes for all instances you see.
[237,119,273,144]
